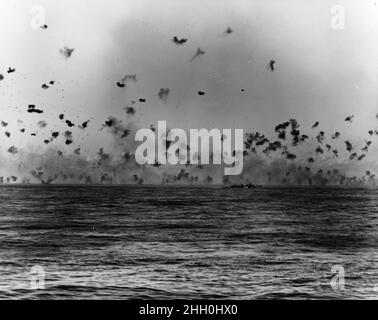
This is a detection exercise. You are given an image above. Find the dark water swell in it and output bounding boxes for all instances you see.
[0,185,377,299]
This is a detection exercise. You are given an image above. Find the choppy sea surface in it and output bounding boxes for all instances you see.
[0,185,377,299]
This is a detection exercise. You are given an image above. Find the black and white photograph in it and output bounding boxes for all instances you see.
[0,0,377,304]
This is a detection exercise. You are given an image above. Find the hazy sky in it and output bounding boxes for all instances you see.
[0,0,377,179]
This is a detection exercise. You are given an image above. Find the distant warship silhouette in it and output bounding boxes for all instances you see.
[229,183,263,189]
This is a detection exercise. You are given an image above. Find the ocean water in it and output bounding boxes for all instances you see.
[0,185,377,299]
